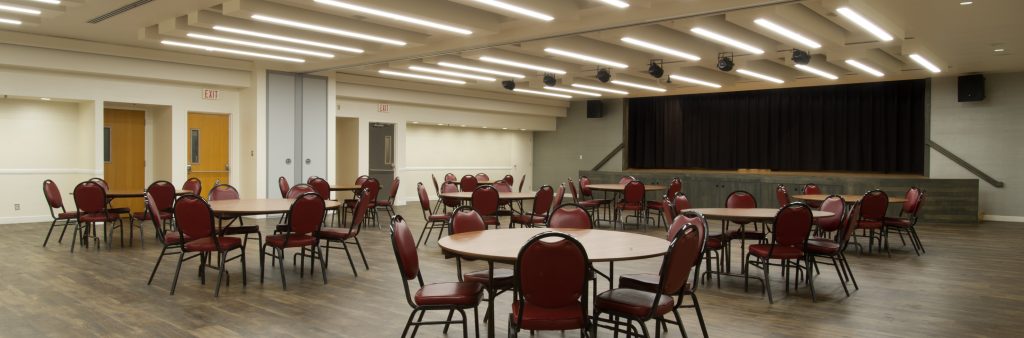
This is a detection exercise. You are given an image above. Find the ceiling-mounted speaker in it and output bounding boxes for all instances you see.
[543,73,557,86]
[502,80,516,91]
[716,52,734,72]
[958,74,985,102]
[791,49,811,65]
[586,100,604,118]
[596,68,611,83]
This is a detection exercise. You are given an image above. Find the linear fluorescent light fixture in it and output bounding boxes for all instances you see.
[0,17,21,25]
[544,48,628,69]
[161,40,305,63]
[599,0,629,8]
[479,56,566,74]
[186,33,334,58]
[473,0,553,21]
[836,7,893,42]
[251,14,406,46]
[513,88,571,99]
[620,37,700,61]
[908,54,941,73]
[736,69,784,84]
[690,27,764,54]
[544,86,601,97]
[29,0,60,4]
[314,0,472,35]
[437,61,525,78]
[844,59,884,77]
[610,80,666,92]
[409,66,496,81]
[570,83,628,95]
[379,69,466,84]
[753,18,821,49]
[212,26,363,53]
[0,4,41,15]
[669,75,722,88]
[794,64,838,80]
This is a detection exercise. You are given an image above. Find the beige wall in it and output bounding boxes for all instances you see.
[335,117,359,185]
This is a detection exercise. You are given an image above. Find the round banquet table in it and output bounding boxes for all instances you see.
[439,228,668,338]
[792,194,907,204]
[209,198,342,216]
[329,184,362,192]
[73,189,194,198]
[586,183,667,192]
[438,191,536,201]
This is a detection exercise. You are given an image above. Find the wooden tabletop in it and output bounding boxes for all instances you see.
[329,185,362,192]
[792,194,907,204]
[439,191,536,201]
[209,198,342,215]
[439,228,668,263]
[587,183,667,192]
[685,208,835,221]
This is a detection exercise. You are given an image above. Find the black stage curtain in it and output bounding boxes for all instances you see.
[627,79,926,174]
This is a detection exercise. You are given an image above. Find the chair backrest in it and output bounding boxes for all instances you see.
[389,215,420,281]
[42,179,65,210]
[73,181,107,214]
[362,177,381,204]
[386,177,401,201]
[622,180,645,204]
[449,206,487,234]
[531,185,554,215]
[143,192,167,239]
[471,185,499,216]
[347,189,371,237]
[430,174,440,194]
[440,181,461,207]
[816,195,846,232]
[306,176,318,184]
[173,195,215,241]
[502,174,514,186]
[566,177,580,203]
[492,180,512,193]
[277,176,290,198]
[726,190,757,208]
[475,173,490,182]
[518,174,526,192]
[459,175,478,192]
[183,177,202,197]
[552,184,565,211]
[618,176,635,184]
[838,201,863,252]
[859,189,889,220]
[416,182,432,213]
[308,177,331,198]
[902,187,924,215]
[89,177,109,190]
[147,180,177,212]
[775,184,791,208]
[666,177,682,198]
[674,211,708,250]
[660,196,675,225]
[354,175,369,185]
[771,202,814,247]
[579,176,595,197]
[514,232,589,313]
[444,173,457,182]
[207,184,240,201]
[803,183,822,195]
[673,193,692,214]
[547,204,593,229]
[287,192,326,235]
[656,224,702,296]
[287,184,316,199]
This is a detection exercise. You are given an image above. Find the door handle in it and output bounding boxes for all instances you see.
[186,164,192,173]
[225,163,230,171]
[285,158,292,165]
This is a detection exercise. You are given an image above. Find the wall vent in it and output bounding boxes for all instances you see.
[86,0,156,24]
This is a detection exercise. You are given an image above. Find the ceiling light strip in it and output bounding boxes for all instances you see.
[0,4,41,15]
[545,48,628,68]
[212,26,363,53]
[408,66,496,81]
[610,80,666,92]
[736,69,784,83]
[0,17,21,25]
[794,64,838,80]
[473,0,554,21]
[314,0,472,35]
[29,0,60,4]
[844,59,884,77]
[620,37,700,61]
[513,88,571,99]
[690,27,764,54]
[836,7,894,42]
[251,14,406,46]
[571,83,628,95]
[479,56,566,74]
[186,33,334,58]
[598,0,629,9]
[753,18,821,49]
[669,75,721,88]
[437,61,525,78]
[908,54,941,73]
[544,86,601,97]
[379,69,466,84]
[161,40,305,63]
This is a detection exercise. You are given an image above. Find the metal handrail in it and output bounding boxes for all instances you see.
[927,140,1004,187]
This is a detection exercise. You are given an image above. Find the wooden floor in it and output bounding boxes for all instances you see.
[2,204,1020,337]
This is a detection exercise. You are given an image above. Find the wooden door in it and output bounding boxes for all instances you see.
[187,113,230,191]
[104,109,146,213]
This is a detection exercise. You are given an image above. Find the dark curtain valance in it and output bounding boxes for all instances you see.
[627,79,926,174]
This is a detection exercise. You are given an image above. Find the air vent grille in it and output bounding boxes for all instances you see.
[86,0,156,24]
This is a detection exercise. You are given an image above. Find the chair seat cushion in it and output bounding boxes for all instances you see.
[584,198,612,205]
[184,236,242,252]
[221,225,261,235]
[511,214,546,225]
[749,244,804,259]
[619,274,695,295]
[163,231,191,245]
[482,216,500,225]
[707,237,724,250]
[132,211,172,221]
[578,200,603,208]
[511,300,586,331]
[596,288,674,318]
[883,217,912,227]
[79,213,120,222]
[414,282,484,307]
[462,268,514,289]
[57,212,79,220]
[427,213,452,222]
[806,238,839,255]
[858,220,884,229]
[319,228,354,240]
[265,234,317,248]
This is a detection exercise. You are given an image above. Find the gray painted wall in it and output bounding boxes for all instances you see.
[929,72,1024,219]
[533,99,624,189]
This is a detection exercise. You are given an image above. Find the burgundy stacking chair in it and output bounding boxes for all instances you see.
[430,174,443,213]
[460,175,478,192]
[614,180,646,229]
[856,189,890,255]
[803,183,823,208]
[260,192,327,290]
[89,177,133,217]
[343,178,380,228]
[775,184,791,208]
[440,181,462,212]
[502,174,514,186]
[508,231,591,337]
[673,193,692,214]
[471,185,500,227]
[509,185,553,228]
[618,176,636,184]
[182,177,202,198]
[807,200,859,297]
[342,175,370,215]
[391,215,483,338]
[42,180,77,247]
[71,181,119,252]
[377,177,400,219]
[277,176,290,198]
[884,187,927,255]
[308,176,339,225]
[272,184,318,235]
[132,180,176,248]
[448,207,514,324]
[320,189,371,276]
[444,173,457,182]
[170,194,246,297]
[725,191,765,256]
[474,173,490,182]
[145,192,191,287]
[88,177,132,246]
[208,184,263,250]
[579,176,611,218]
[814,195,846,237]
[546,203,594,229]
[551,184,566,214]
[567,177,603,222]
[416,182,452,247]
[647,177,682,229]
[744,202,815,304]
[492,180,515,217]
[517,174,526,192]
[594,224,701,337]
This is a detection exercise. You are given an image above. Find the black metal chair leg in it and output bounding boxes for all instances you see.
[170,251,186,295]
[148,245,168,284]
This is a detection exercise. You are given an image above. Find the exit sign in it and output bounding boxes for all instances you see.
[202,89,220,100]
[377,103,390,112]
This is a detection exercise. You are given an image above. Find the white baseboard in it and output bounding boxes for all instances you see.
[0,215,52,224]
[983,215,1024,222]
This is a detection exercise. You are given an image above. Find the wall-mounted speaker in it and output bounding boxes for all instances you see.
[586,100,604,118]
[958,74,985,102]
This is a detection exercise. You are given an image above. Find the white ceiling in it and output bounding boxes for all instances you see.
[1,0,1021,100]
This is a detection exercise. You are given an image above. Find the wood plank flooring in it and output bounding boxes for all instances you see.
[1,204,1020,337]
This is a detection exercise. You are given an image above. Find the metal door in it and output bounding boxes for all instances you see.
[369,123,395,195]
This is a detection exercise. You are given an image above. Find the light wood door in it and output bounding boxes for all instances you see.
[187,113,230,192]
[104,109,146,213]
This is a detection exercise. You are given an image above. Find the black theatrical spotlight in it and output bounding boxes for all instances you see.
[791,49,811,65]
[648,59,664,78]
[596,68,611,83]
[717,52,734,71]
[543,73,557,86]
[502,80,516,91]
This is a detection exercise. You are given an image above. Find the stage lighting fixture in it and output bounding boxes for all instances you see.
[647,59,664,78]
[791,49,811,65]
[543,73,557,86]
[502,80,516,90]
[596,68,611,83]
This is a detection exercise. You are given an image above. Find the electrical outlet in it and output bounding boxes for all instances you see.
[14,204,20,211]
[578,155,583,160]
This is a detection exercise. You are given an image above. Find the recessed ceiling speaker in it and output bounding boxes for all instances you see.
[958,74,985,102]
[648,59,664,78]
[717,56,734,72]
[596,68,611,83]
[543,73,557,86]
[501,80,516,91]
[791,49,811,65]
